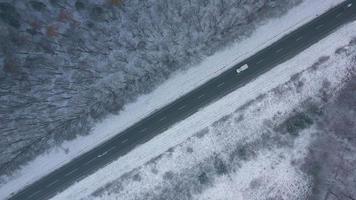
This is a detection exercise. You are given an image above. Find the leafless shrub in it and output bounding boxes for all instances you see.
[0,0,303,178]
[310,56,330,71]
[301,74,356,200]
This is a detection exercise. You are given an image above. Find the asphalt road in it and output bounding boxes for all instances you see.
[9,1,356,199]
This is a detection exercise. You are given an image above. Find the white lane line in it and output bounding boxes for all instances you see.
[256,59,264,64]
[275,48,284,53]
[296,36,303,41]
[217,82,225,88]
[46,180,59,188]
[97,153,106,157]
[139,128,147,133]
[28,190,41,198]
[336,12,343,18]
[315,24,324,30]
[198,94,205,99]
[178,105,186,110]
[121,138,128,144]
[84,157,97,166]
[64,168,79,176]
[107,146,116,152]
[98,146,115,157]
[159,116,167,121]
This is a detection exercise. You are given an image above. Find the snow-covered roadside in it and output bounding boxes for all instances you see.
[0,0,345,199]
[51,18,356,200]
[194,143,312,200]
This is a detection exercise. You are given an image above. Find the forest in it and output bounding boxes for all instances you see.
[0,0,301,177]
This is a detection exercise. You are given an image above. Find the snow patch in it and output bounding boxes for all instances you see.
[52,19,356,200]
[0,0,347,199]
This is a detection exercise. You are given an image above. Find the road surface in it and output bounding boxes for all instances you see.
[9,1,356,199]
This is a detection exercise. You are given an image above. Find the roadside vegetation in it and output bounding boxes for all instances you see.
[0,0,302,179]
[87,38,356,200]
[301,68,356,200]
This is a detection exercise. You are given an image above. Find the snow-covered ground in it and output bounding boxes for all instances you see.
[0,0,347,199]
[51,12,356,200]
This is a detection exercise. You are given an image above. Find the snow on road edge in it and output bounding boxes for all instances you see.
[0,0,345,199]
[51,15,356,200]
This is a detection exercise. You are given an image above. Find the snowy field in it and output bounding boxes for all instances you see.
[51,13,356,200]
[0,0,347,199]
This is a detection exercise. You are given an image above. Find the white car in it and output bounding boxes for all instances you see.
[236,64,248,74]
[347,3,352,8]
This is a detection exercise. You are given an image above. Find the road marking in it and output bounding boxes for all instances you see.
[47,180,59,187]
[107,146,116,152]
[98,147,115,157]
[139,128,147,133]
[121,138,128,144]
[256,59,264,64]
[178,105,186,110]
[65,168,79,176]
[336,12,343,18]
[198,94,205,99]
[296,36,303,41]
[217,82,225,88]
[315,24,324,30]
[84,157,97,166]
[28,190,41,198]
[275,48,284,53]
[159,116,167,121]
[9,10,354,200]
[97,152,107,157]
